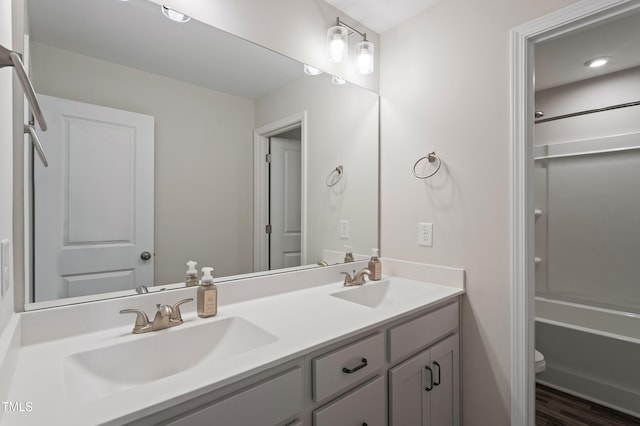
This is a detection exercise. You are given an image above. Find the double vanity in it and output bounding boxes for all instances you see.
[0,260,464,425]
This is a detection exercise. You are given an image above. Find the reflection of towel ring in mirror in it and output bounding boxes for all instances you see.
[326,165,344,187]
[412,152,441,179]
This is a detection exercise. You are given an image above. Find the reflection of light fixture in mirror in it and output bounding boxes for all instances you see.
[327,17,375,75]
[332,75,347,85]
[584,56,611,68]
[161,5,191,23]
[304,64,323,75]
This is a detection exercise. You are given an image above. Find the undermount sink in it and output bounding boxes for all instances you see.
[62,317,277,402]
[330,279,439,308]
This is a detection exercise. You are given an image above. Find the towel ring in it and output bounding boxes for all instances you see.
[326,165,343,187]
[412,152,441,179]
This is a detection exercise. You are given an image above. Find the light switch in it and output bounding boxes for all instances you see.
[1,239,9,296]
[339,220,350,239]
[418,223,433,247]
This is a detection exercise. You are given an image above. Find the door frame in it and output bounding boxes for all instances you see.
[253,111,308,272]
[509,0,640,424]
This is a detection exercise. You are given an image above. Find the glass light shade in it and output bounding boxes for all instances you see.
[331,75,347,85]
[356,40,374,74]
[303,64,323,75]
[327,26,348,63]
[161,5,191,23]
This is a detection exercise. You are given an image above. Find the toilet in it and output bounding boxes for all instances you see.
[535,350,546,374]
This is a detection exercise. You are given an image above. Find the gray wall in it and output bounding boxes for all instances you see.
[378,0,579,423]
[31,42,256,284]
[255,75,379,262]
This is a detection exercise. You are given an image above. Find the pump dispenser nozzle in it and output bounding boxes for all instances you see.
[185,260,199,287]
[201,267,214,284]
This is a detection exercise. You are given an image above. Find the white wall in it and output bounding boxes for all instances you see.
[152,0,379,92]
[536,66,640,145]
[0,0,15,335]
[379,0,577,424]
[30,43,256,284]
[255,75,379,262]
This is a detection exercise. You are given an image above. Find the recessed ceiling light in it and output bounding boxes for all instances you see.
[331,75,347,85]
[161,5,191,23]
[584,56,611,68]
[303,65,323,76]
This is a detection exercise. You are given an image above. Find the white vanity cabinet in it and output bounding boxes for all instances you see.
[389,334,459,426]
[134,298,460,426]
[135,363,304,426]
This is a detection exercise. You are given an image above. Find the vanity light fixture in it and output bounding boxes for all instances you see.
[584,56,611,68]
[327,17,375,75]
[331,75,347,85]
[161,5,191,23]
[303,64,323,76]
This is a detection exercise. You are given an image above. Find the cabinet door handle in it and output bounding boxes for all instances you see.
[424,366,434,391]
[342,358,368,374]
[433,361,441,386]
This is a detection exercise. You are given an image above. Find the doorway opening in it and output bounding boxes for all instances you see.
[510,1,640,424]
[253,112,307,273]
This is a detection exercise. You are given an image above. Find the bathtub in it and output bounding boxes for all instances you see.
[535,297,640,418]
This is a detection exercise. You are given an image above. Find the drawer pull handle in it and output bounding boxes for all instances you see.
[424,366,434,391]
[342,358,368,374]
[433,361,441,386]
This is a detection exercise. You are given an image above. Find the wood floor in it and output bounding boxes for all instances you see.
[536,384,640,426]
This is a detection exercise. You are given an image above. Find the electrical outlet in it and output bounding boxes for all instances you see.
[1,239,9,296]
[339,220,350,239]
[418,223,433,247]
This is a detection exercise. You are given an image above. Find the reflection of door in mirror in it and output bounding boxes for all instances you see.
[269,133,301,270]
[33,95,154,302]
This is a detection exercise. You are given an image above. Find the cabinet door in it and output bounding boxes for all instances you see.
[428,334,459,426]
[389,334,460,426]
[389,349,430,426]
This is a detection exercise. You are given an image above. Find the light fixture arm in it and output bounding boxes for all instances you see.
[336,17,367,41]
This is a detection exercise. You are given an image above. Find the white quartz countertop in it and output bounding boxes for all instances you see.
[1,270,463,425]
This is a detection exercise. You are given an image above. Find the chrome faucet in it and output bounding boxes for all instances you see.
[120,298,193,334]
[341,268,372,287]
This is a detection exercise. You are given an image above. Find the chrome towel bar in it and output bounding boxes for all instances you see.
[1,43,49,167]
[0,43,47,131]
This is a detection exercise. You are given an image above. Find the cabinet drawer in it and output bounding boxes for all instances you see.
[312,332,385,402]
[166,367,302,426]
[388,301,458,363]
[313,376,386,426]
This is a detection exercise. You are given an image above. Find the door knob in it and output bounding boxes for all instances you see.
[140,251,152,261]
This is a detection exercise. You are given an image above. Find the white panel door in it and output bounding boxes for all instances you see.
[269,137,301,270]
[34,95,154,302]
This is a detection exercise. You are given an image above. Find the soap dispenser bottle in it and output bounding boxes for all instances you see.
[368,248,382,281]
[198,267,217,318]
[344,245,354,263]
[185,260,199,287]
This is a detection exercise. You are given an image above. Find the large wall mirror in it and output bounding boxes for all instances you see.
[24,0,379,308]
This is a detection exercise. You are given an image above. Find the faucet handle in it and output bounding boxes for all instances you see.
[119,309,150,333]
[170,298,194,321]
[341,271,354,285]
